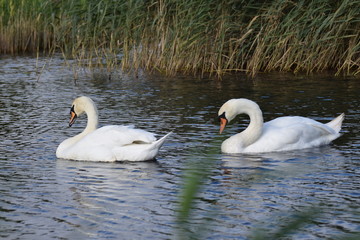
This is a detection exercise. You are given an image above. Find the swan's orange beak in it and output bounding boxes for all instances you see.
[69,106,77,127]
[219,117,228,134]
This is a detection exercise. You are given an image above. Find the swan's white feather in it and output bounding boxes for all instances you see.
[56,96,171,162]
[244,117,339,152]
[79,125,157,147]
[219,99,344,154]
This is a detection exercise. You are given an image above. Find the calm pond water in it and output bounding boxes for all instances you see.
[0,56,359,239]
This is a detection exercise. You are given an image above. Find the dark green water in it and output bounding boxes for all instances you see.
[0,56,359,239]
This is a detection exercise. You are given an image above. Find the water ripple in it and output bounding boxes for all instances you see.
[1,56,359,239]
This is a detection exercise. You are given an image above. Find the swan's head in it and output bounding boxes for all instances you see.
[218,99,237,134]
[218,98,260,134]
[69,96,96,127]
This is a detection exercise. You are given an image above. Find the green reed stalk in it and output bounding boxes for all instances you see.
[0,0,359,76]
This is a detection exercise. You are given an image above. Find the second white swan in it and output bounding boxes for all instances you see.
[218,98,344,154]
[56,96,172,162]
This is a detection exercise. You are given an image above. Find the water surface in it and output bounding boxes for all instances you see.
[0,56,359,239]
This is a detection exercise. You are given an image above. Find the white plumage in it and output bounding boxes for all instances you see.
[218,98,344,154]
[56,96,171,161]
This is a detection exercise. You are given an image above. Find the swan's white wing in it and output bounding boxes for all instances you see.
[60,125,158,161]
[267,116,336,134]
[80,125,157,147]
[112,132,172,161]
[245,117,338,152]
[266,116,322,127]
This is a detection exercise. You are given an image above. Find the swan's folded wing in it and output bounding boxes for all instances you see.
[267,116,336,138]
[258,120,337,152]
[308,123,336,135]
[80,125,157,148]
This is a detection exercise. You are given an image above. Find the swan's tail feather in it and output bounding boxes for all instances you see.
[326,113,345,133]
[112,132,172,161]
[153,132,172,150]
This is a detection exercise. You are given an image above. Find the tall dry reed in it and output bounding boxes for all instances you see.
[0,0,359,76]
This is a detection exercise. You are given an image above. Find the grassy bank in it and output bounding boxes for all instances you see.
[1,0,359,76]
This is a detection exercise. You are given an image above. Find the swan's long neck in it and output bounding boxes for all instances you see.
[83,104,99,135]
[73,101,99,141]
[233,100,264,148]
[241,109,263,146]
[56,98,99,156]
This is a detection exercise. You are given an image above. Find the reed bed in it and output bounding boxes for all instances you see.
[1,0,359,76]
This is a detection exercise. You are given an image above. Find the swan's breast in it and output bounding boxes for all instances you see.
[221,136,245,153]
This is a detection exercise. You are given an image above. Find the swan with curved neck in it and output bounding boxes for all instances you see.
[56,96,172,161]
[218,98,344,153]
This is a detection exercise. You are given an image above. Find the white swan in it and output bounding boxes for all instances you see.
[218,98,344,154]
[56,96,172,162]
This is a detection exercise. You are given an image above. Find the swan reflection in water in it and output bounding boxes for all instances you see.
[220,145,344,180]
[55,159,175,239]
